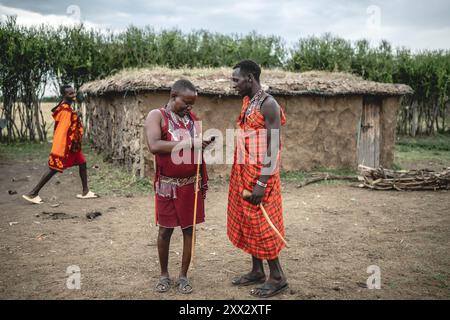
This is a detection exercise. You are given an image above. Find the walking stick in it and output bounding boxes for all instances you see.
[242,189,289,248]
[190,148,202,267]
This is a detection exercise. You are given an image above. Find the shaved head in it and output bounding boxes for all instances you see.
[233,60,261,83]
[171,79,197,95]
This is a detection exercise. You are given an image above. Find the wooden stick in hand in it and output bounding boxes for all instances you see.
[242,189,289,248]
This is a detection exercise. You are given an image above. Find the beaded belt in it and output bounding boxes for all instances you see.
[159,175,200,187]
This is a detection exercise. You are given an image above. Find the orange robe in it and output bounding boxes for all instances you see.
[227,92,286,260]
[48,102,84,172]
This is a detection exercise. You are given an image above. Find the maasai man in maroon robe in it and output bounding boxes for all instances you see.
[144,79,212,294]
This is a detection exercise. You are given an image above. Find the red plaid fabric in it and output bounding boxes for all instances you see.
[227,94,286,260]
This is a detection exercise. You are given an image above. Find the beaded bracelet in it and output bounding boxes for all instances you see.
[256,180,267,188]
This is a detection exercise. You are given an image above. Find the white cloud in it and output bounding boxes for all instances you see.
[273,1,450,51]
[0,4,104,29]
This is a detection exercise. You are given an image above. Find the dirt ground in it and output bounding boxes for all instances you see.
[0,154,449,300]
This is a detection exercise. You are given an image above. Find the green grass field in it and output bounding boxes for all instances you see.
[394,134,450,170]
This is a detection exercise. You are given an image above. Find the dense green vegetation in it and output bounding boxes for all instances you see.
[1,17,449,142]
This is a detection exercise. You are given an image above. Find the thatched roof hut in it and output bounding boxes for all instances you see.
[81,67,412,97]
[80,67,412,177]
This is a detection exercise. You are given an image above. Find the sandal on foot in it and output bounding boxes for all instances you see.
[231,274,266,287]
[155,276,172,293]
[250,282,289,298]
[176,276,193,294]
[76,191,99,199]
[22,195,43,204]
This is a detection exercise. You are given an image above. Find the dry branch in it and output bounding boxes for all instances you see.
[296,173,360,188]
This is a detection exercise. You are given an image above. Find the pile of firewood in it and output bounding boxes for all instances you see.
[358,165,450,191]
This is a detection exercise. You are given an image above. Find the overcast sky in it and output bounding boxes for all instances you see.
[1,0,450,51]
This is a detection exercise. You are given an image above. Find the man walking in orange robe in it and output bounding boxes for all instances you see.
[23,85,97,204]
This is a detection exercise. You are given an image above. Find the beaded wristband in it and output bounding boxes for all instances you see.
[256,180,267,188]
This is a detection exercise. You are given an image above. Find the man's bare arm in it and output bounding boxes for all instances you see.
[259,97,281,183]
[144,109,185,154]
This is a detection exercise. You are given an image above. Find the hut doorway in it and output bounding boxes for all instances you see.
[358,96,381,167]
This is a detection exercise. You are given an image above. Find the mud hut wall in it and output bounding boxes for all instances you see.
[86,92,397,177]
[86,95,112,153]
[137,93,364,175]
[276,95,363,171]
[86,93,147,175]
[379,96,401,167]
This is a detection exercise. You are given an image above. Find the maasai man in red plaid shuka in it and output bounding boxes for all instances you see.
[228,60,288,298]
